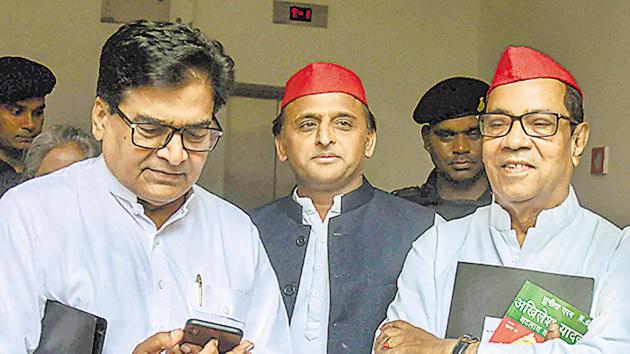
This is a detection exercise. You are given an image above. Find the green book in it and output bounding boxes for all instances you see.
[491,280,592,345]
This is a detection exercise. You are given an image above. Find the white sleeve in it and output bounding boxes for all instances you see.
[241,225,292,354]
[478,230,630,354]
[384,224,441,335]
[0,190,46,352]
[371,223,444,353]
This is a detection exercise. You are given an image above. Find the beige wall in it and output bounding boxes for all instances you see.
[2,1,626,225]
[2,0,480,195]
[0,0,119,132]
[479,0,630,226]
[192,0,481,191]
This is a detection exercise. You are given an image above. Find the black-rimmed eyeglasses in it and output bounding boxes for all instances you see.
[114,106,223,152]
[479,112,578,138]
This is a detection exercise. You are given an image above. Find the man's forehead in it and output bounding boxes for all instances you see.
[431,115,479,131]
[132,112,214,127]
[486,78,568,114]
[118,82,215,126]
[284,92,365,116]
[2,97,46,108]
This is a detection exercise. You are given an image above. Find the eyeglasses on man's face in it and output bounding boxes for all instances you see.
[113,106,223,152]
[479,112,579,138]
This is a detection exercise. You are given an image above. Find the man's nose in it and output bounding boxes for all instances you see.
[157,132,188,165]
[21,112,38,131]
[315,123,335,146]
[502,119,532,150]
[453,134,471,154]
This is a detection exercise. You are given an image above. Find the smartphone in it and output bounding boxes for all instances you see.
[182,319,244,353]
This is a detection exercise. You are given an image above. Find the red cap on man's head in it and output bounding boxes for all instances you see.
[281,62,368,109]
[488,46,582,97]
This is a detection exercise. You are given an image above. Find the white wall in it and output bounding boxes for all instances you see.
[479,0,630,227]
[0,0,119,132]
[5,1,625,226]
[2,0,481,195]
[192,0,482,191]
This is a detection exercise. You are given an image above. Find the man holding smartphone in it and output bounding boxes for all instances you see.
[251,62,437,354]
[0,20,291,354]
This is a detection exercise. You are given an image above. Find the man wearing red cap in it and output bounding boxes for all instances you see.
[251,62,437,354]
[374,46,630,353]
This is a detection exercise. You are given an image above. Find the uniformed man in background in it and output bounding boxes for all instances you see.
[393,77,491,220]
[0,56,56,196]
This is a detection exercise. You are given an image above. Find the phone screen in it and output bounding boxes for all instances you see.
[182,319,244,354]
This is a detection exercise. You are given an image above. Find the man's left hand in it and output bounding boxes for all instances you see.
[132,329,254,354]
[374,320,458,354]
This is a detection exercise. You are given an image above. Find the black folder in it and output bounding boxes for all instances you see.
[34,300,107,354]
[445,262,594,339]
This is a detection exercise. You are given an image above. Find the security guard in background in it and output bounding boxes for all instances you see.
[0,56,56,197]
[393,77,491,220]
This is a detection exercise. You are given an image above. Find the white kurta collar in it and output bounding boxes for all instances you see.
[92,155,134,200]
[489,186,580,233]
[292,187,342,223]
[93,155,196,227]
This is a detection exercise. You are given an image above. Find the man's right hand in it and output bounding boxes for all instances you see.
[203,339,254,354]
[132,329,185,354]
[544,322,561,342]
[132,329,254,354]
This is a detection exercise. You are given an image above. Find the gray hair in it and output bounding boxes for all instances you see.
[22,125,101,180]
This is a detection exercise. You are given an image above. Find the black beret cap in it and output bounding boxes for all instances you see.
[0,56,56,104]
[413,77,489,124]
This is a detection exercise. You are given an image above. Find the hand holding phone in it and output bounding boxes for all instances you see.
[182,319,244,354]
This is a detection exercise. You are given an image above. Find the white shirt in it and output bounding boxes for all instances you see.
[289,189,341,354]
[384,187,630,353]
[0,156,292,354]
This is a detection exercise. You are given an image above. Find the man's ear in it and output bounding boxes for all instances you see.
[274,134,288,162]
[571,121,590,167]
[91,97,109,141]
[421,125,431,153]
[364,129,377,159]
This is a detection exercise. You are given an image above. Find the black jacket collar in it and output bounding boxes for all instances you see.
[281,178,376,224]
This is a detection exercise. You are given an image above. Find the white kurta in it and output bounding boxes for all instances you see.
[385,187,630,353]
[0,156,292,354]
[289,190,341,354]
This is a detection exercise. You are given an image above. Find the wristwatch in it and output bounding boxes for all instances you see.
[451,334,479,354]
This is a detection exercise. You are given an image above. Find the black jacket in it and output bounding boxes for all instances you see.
[393,169,492,221]
[251,179,435,353]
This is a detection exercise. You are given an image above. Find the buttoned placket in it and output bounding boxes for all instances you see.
[303,211,328,340]
[291,190,341,351]
[115,193,192,333]
[489,192,574,268]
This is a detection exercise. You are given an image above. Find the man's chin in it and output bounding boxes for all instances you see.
[0,143,25,158]
[445,170,483,184]
[137,188,189,209]
[302,174,361,194]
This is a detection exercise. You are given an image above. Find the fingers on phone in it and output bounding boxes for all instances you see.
[199,338,219,354]
[200,338,254,354]
[233,340,254,353]
[133,329,184,354]
[181,342,204,353]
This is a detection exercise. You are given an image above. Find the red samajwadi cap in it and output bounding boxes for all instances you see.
[489,46,582,97]
[281,62,368,109]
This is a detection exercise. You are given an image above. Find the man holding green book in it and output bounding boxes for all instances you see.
[374,46,630,354]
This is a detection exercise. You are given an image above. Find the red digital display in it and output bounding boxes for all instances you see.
[289,6,312,22]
